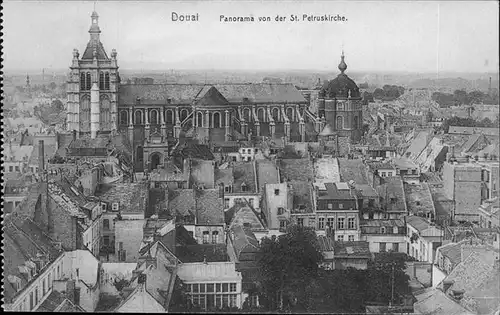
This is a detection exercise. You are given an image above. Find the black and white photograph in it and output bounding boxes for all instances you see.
[2,0,499,313]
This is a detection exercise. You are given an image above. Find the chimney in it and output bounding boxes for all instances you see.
[442,279,454,293]
[203,255,207,264]
[38,140,45,175]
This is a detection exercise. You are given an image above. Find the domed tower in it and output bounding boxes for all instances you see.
[67,11,120,138]
[317,52,363,143]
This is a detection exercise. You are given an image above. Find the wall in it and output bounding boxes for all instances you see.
[195,225,225,244]
[263,183,289,230]
[114,219,145,262]
[432,265,447,288]
[48,197,78,251]
[360,234,406,253]
[224,194,260,210]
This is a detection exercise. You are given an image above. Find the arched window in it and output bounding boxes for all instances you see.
[135,110,143,125]
[166,110,173,124]
[99,72,105,90]
[287,107,294,120]
[80,96,91,131]
[272,108,280,121]
[244,108,251,122]
[105,72,110,90]
[86,72,91,90]
[257,108,265,122]
[213,112,221,128]
[120,110,128,125]
[337,116,344,130]
[100,96,111,128]
[150,110,159,125]
[354,116,359,129]
[80,73,86,90]
[197,112,203,127]
[180,109,188,122]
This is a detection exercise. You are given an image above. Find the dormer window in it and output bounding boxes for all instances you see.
[241,183,248,192]
[112,203,119,211]
[381,227,386,234]
[274,189,280,195]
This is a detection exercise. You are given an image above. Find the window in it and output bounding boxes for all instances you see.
[224,198,230,209]
[212,231,219,244]
[103,219,110,230]
[103,235,110,246]
[230,283,237,292]
[43,278,46,295]
[9,166,13,172]
[177,182,184,189]
[318,217,325,230]
[274,189,280,195]
[328,203,333,210]
[76,268,79,278]
[337,235,344,242]
[35,286,39,305]
[248,198,254,207]
[222,283,229,292]
[337,116,344,129]
[392,243,399,252]
[277,207,284,215]
[327,218,335,229]
[337,217,345,229]
[30,292,34,310]
[112,203,119,211]
[339,203,344,209]
[199,284,206,293]
[15,166,20,172]
[381,172,386,177]
[241,183,248,192]
[207,284,214,293]
[348,235,355,242]
[279,220,287,230]
[348,217,355,229]
[381,227,386,234]
[203,231,210,244]
[380,242,387,252]
[297,218,304,227]
[230,295,238,307]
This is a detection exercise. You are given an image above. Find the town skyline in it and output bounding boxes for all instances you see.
[4,0,499,73]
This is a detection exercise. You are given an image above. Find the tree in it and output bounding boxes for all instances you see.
[51,99,64,111]
[49,81,57,90]
[373,88,385,100]
[257,225,323,311]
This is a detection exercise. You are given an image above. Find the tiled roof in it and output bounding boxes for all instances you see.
[334,241,371,258]
[168,189,196,219]
[174,142,214,160]
[175,244,229,263]
[149,161,187,182]
[414,288,474,315]
[119,84,205,105]
[438,242,464,266]
[355,184,378,198]
[232,162,257,193]
[448,126,500,136]
[225,203,267,231]
[256,160,280,193]
[230,225,259,260]
[279,158,314,182]
[119,83,306,105]
[215,168,234,187]
[404,182,436,216]
[195,189,225,226]
[317,235,335,252]
[376,177,407,213]
[81,38,109,60]
[37,290,85,312]
[338,158,369,185]
[290,180,314,213]
[3,217,62,303]
[96,182,148,214]
[406,216,431,232]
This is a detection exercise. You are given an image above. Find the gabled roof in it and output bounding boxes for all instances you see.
[195,86,230,106]
[213,83,307,103]
[37,290,86,312]
[168,189,195,219]
[230,225,259,260]
[119,84,205,105]
[225,202,267,231]
[232,162,257,193]
[414,288,474,315]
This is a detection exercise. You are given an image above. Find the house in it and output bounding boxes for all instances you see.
[4,179,31,214]
[189,158,216,189]
[404,182,436,219]
[414,287,474,315]
[367,160,397,179]
[226,224,259,264]
[412,137,448,173]
[177,261,244,310]
[195,188,226,244]
[255,159,281,195]
[217,161,260,210]
[360,219,406,253]
[315,182,360,242]
[406,216,444,263]
[478,197,499,228]
[433,245,500,315]
[96,182,149,262]
[4,143,35,176]
[115,240,179,313]
[394,157,421,184]
[149,159,189,190]
[224,201,268,241]
[376,177,408,219]
[333,241,371,270]
[261,182,292,232]
[56,249,101,312]
[3,216,65,311]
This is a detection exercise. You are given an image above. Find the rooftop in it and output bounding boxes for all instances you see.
[96,182,148,214]
[175,244,229,263]
[290,180,314,213]
[318,182,355,201]
[232,162,257,193]
[334,241,371,258]
[338,158,369,185]
[256,160,280,193]
[195,188,225,226]
[279,158,314,182]
[177,261,242,282]
[314,156,340,190]
[404,182,436,216]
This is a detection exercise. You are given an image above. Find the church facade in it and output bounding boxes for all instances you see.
[67,11,365,170]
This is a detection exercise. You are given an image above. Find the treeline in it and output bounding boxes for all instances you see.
[432,89,499,108]
[441,116,499,133]
[362,85,405,104]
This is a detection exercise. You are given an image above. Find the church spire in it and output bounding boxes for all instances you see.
[89,11,101,42]
[338,51,347,74]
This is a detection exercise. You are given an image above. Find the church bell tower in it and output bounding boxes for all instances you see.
[66,11,120,138]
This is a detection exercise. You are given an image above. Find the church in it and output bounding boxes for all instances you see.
[67,11,364,171]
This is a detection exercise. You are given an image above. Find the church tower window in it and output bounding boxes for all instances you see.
[337,116,344,130]
[135,110,143,125]
[354,116,358,129]
[272,108,280,121]
[80,73,86,90]
[166,110,173,124]
[258,108,265,122]
[197,112,203,127]
[86,72,91,90]
[99,72,105,90]
[120,110,128,125]
[100,96,111,128]
[150,110,159,125]
[105,72,110,90]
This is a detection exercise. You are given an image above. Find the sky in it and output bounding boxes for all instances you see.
[4,0,499,73]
